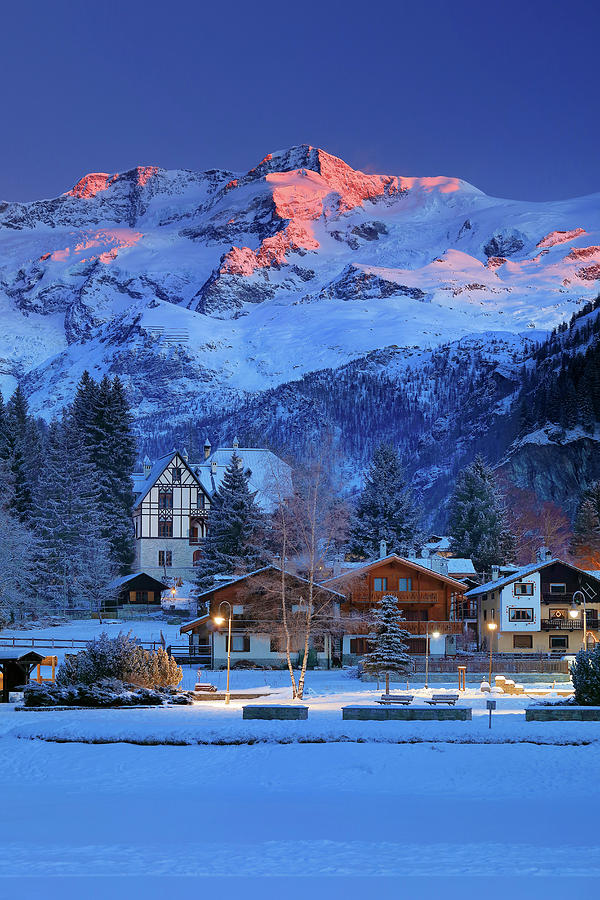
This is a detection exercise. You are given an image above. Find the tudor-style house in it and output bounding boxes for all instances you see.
[131,440,292,582]
[322,554,477,662]
[466,556,600,654]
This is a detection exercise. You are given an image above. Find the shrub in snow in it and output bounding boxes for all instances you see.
[57,631,182,689]
[362,594,412,694]
[570,645,600,706]
[23,679,193,708]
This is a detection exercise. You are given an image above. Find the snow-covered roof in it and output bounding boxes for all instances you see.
[106,572,169,590]
[193,565,346,603]
[194,447,292,512]
[466,559,600,597]
[131,451,180,506]
[407,557,476,576]
[423,536,451,551]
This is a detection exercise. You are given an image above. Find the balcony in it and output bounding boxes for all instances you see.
[371,590,440,605]
[541,618,599,631]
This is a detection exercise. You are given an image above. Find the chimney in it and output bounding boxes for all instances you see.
[203,437,211,460]
[379,540,387,559]
[233,436,239,450]
[536,546,551,563]
[143,455,152,477]
[333,553,343,577]
[181,447,188,462]
[491,565,500,582]
[211,459,218,475]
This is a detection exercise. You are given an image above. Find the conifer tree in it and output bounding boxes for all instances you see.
[4,386,43,523]
[571,484,600,565]
[33,417,116,612]
[195,452,266,592]
[348,444,421,559]
[448,456,516,570]
[362,594,412,694]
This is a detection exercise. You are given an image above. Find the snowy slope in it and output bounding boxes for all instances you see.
[1,145,599,430]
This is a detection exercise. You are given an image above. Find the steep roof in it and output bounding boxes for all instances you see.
[131,451,205,507]
[466,559,600,597]
[194,447,292,511]
[323,554,467,591]
[106,572,169,591]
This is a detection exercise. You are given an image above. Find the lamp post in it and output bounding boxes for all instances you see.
[212,600,232,704]
[569,589,588,653]
[487,621,497,686]
[425,624,441,689]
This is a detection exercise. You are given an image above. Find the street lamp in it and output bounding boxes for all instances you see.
[425,624,441,689]
[569,589,588,652]
[212,600,232,704]
[487,621,497,686]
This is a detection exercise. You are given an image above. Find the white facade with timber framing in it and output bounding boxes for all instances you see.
[132,451,211,582]
[131,441,292,583]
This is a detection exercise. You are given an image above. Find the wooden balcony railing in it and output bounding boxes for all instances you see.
[371,590,440,605]
[541,618,599,632]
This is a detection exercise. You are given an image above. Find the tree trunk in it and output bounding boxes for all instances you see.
[280,561,298,698]
[385,671,390,694]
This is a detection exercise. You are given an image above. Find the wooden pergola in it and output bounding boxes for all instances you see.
[0,649,45,702]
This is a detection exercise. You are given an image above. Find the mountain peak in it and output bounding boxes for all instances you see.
[65,166,159,199]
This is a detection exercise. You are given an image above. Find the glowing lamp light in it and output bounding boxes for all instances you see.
[487,622,497,631]
[213,615,225,626]
[569,604,579,619]
[432,631,440,640]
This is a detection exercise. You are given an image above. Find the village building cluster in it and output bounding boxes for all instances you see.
[127,444,600,670]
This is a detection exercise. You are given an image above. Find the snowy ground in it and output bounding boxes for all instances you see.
[2,619,599,896]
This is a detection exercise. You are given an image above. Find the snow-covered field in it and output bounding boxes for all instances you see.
[2,618,599,896]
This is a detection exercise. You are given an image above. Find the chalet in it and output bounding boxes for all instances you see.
[466,558,600,655]
[322,554,476,662]
[131,439,291,582]
[107,572,169,606]
[180,566,345,668]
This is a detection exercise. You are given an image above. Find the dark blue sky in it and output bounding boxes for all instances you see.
[2,0,599,202]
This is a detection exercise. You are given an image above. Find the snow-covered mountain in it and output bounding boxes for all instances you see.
[2,145,599,517]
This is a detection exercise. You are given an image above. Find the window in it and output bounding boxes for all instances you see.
[509,608,534,622]
[398,578,412,592]
[483,609,487,620]
[514,583,534,596]
[311,635,325,652]
[350,637,369,655]
[158,550,172,567]
[270,636,282,652]
[158,522,173,538]
[550,635,568,649]
[189,523,199,543]
[172,467,181,483]
[373,577,388,592]
[226,635,250,652]
[513,634,533,649]
[135,590,148,603]
[158,491,173,509]
[549,583,567,594]
[192,549,203,566]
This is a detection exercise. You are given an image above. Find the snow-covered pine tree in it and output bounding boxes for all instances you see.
[448,456,516,571]
[4,386,43,523]
[362,594,412,694]
[347,444,421,559]
[33,416,116,614]
[195,451,266,592]
[71,372,136,573]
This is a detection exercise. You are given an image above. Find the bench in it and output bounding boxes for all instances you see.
[376,694,414,705]
[424,693,460,706]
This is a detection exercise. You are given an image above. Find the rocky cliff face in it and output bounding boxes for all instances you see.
[1,145,600,518]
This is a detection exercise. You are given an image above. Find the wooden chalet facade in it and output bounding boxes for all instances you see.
[180,566,344,668]
[323,555,476,661]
